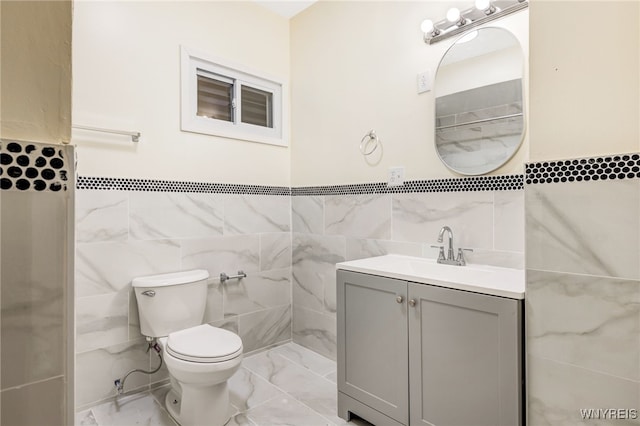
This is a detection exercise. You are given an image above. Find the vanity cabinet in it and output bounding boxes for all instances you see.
[337,270,523,426]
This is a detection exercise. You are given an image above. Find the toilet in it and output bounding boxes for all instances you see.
[132,269,243,426]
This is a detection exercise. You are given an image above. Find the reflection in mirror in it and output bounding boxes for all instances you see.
[434,27,524,175]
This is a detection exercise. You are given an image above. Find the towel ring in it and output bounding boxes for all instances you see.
[360,130,379,156]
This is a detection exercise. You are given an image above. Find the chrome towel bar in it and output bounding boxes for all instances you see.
[220,270,247,283]
[73,125,141,142]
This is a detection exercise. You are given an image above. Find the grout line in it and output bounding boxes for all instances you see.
[0,374,66,393]
[527,354,640,384]
[240,346,340,424]
[525,267,640,282]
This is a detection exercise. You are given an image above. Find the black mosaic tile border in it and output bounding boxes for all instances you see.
[525,153,640,185]
[77,176,291,196]
[67,153,640,195]
[292,174,524,196]
[0,140,71,192]
[78,174,524,196]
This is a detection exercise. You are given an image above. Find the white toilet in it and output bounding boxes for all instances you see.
[132,269,243,426]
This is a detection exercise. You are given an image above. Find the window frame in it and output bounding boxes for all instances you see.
[180,46,287,147]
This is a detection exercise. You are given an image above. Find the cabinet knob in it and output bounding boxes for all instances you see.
[396,295,404,303]
[408,299,416,307]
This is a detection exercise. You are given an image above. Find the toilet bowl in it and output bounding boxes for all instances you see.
[159,324,243,426]
[132,270,244,426]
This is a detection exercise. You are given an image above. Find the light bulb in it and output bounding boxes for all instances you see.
[475,0,497,15]
[475,0,490,10]
[446,8,461,23]
[420,19,435,34]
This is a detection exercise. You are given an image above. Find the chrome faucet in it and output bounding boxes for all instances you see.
[432,226,473,266]
[438,226,455,263]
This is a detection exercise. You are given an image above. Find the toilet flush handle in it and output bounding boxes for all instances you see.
[141,290,155,297]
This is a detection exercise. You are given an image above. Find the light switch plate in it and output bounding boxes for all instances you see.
[388,167,405,186]
[417,70,431,94]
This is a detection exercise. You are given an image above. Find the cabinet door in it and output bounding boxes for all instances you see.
[337,271,409,424]
[408,283,522,426]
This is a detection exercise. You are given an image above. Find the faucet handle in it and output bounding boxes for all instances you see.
[456,248,473,265]
[430,245,446,261]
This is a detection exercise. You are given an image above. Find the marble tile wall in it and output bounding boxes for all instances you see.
[0,141,74,426]
[75,189,292,410]
[75,177,524,411]
[1,192,69,425]
[291,189,525,360]
[525,175,640,424]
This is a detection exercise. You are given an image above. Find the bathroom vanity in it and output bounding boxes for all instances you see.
[336,255,525,426]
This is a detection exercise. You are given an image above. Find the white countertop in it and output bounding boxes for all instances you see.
[336,254,525,300]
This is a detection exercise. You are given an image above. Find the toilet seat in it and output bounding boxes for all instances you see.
[166,324,243,363]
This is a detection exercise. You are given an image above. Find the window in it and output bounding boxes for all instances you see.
[181,46,286,146]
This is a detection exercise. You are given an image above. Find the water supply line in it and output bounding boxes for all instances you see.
[114,338,163,395]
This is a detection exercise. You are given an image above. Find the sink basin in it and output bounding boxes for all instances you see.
[336,254,524,299]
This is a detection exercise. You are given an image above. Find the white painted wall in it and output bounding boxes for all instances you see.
[0,1,72,144]
[529,0,640,161]
[290,1,529,186]
[72,1,291,185]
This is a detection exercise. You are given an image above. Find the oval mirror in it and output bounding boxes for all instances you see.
[434,27,525,175]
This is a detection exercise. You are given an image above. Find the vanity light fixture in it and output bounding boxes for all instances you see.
[422,0,528,45]
[475,0,497,15]
[446,7,467,27]
[420,19,440,38]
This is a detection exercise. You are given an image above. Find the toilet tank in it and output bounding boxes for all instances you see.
[132,269,209,338]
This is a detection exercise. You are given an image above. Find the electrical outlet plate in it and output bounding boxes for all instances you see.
[417,70,431,94]
[388,167,405,186]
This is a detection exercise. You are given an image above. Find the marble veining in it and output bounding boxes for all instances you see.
[240,350,343,424]
[494,190,524,252]
[75,339,151,408]
[528,192,614,275]
[225,195,290,235]
[1,197,66,388]
[73,175,528,420]
[270,340,336,377]
[238,305,292,353]
[129,192,224,240]
[454,248,524,270]
[77,342,356,426]
[526,179,640,279]
[223,268,291,317]
[392,191,493,248]
[345,237,423,261]
[324,194,391,239]
[76,291,129,353]
[292,196,324,234]
[292,234,346,315]
[292,306,337,361]
[228,367,285,411]
[291,264,324,313]
[76,240,182,297]
[260,233,292,271]
[75,188,299,412]
[75,190,128,243]
[181,235,261,278]
[527,269,640,381]
[527,355,640,426]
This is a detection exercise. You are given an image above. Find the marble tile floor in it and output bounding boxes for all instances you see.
[76,342,371,426]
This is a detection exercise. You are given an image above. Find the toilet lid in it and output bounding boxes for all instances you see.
[166,324,243,363]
